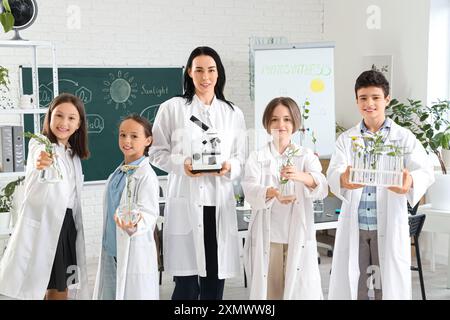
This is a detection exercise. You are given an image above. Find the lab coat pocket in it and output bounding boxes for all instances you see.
[165,197,192,235]
[297,240,322,294]
[128,241,157,274]
[3,217,41,281]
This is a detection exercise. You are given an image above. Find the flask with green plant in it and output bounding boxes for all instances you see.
[116,164,141,226]
[278,144,299,201]
[24,132,63,183]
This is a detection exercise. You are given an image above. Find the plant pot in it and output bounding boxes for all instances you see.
[427,172,450,211]
[0,212,11,229]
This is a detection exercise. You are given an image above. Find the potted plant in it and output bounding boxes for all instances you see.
[0,176,24,229]
[0,0,14,33]
[387,98,450,210]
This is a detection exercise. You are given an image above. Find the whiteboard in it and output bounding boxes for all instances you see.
[254,42,336,158]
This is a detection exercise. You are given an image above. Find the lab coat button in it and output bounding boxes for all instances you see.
[198,224,202,228]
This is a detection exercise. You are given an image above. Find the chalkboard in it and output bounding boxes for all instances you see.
[254,43,335,158]
[22,67,183,181]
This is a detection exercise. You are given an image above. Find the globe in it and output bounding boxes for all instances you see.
[9,0,38,40]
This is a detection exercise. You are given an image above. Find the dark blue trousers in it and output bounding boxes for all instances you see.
[171,206,225,300]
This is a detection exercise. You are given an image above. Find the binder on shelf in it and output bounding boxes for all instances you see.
[0,126,14,172]
[12,126,25,172]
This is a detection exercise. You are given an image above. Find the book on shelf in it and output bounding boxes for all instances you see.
[0,126,25,173]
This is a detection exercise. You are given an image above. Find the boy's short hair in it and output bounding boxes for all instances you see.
[262,97,301,133]
[354,70,390,98]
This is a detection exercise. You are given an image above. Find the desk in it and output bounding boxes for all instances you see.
[236,196,341,251]
[158,197,341,251]
[418,204,450,289]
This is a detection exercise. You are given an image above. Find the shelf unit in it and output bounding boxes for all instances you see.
[0,40,58,179]
[0,108,48,114]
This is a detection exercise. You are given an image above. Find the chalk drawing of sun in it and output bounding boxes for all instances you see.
[103,71,138,110]
[310,78,325,93]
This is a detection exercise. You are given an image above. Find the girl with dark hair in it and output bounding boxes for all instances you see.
[149,46,247,300]
[0,93,90,300]
[93,114,159,300]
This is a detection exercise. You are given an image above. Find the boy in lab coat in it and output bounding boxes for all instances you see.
[327,70,434,300]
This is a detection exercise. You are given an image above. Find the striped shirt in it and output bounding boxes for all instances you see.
[358,118,392,230]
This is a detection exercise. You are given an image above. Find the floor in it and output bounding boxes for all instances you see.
[2,248,450,300]
[87,249,450,300]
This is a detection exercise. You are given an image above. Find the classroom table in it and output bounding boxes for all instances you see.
[418,204,450,289]
[236,196,341,237]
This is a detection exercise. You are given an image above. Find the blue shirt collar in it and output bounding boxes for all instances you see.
[360,118,392,134]
[127,156,146,166]
[116,156,146,175]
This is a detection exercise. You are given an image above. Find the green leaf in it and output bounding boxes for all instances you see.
[443,134,450,149]
[2,0,11,12]
[0,11,14,33]
[304,109,309,113]
[420,114,429,122]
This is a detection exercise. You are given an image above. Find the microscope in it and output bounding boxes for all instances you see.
[190,115,222,173]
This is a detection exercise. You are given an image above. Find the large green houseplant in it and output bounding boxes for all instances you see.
[387,98,450,210]
[386,98,450,174]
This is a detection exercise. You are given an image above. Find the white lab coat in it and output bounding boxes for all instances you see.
[148,95,247,278]
[327,120,435,300]
[242,143,327,300]
[0,139,89,300]
[93,158,159,300]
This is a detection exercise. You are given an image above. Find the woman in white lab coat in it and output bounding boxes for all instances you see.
[149,46,247,300]
[0,93,90,300]
[327,121,435,300]
[93,115,159,300]
[242,97,327,300]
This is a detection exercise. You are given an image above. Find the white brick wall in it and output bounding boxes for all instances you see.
[1,0,324,258]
